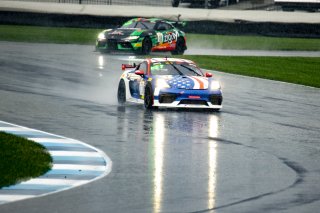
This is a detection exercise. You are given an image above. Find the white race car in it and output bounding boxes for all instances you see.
[117,58,223,111]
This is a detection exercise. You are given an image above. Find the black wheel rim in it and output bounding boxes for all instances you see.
[142,38,151,55]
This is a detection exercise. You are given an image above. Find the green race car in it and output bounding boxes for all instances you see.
[96,18,187,55]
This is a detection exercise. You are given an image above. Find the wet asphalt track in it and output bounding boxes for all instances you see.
[0,41,320,213]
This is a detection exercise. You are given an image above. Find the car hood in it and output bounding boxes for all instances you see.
[105,28,143,39]
[159,76,209,90]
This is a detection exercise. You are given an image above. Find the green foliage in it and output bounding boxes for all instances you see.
[0,132,52,188]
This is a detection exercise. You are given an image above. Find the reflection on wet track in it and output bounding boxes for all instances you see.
[208,116,218,210]
[1,42,320,213]
[153,113,165,213]
[117,107,221,212]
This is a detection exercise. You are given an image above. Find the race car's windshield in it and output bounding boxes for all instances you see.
[121,22,137,28]
[151,62,203,76]
[121,21,155,30]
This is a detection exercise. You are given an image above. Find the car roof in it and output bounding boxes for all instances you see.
[128,17,169,23]
[147,58,196,64]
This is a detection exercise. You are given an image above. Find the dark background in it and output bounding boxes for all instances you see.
[1,11,320,37]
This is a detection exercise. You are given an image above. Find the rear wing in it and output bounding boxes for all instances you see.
[168,14,187,29]
[121,63,137,71]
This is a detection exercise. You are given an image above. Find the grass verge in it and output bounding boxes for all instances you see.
[183,56,320,88]
[187,34,320,51]
[0,132,52,188]
[0,24,320,51]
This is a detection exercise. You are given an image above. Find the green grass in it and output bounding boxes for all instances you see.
[183,56,320,88]
[1,24,320,51]
[0,25,101,44]
[0,132,52,188]
[187,34,320,51]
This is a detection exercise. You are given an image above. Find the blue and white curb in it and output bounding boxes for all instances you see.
[0,121,112,205]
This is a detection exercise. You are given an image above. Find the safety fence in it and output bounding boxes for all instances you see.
[3,0,172,6]
[2,0,276,9]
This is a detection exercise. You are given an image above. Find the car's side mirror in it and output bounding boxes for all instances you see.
[135,70,145,76]
[205,72,213,77]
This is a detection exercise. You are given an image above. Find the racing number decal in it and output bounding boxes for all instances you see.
[157,32,163,44]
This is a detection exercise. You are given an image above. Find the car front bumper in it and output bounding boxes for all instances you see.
[96,39,141,52]
[153,88,223,109]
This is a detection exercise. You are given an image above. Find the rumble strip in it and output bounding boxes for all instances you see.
[0,121,112,205]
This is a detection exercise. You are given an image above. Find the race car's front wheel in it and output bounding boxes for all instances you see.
[171,37,185,55]
[141,37,152,55]
[117,80,126,104]
[144,85,154,109]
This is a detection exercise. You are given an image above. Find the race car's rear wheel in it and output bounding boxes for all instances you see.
[171,37,185,55]
[117,80,126,104]
[144,85,154,109]
[141,37,152,55]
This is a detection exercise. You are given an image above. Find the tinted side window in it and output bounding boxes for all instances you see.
[136,22,147,29]
[164,23,173,30]
[136,21,155,30]
[155,22,172,31]
[138,62,148,73]
[155,23,164,30]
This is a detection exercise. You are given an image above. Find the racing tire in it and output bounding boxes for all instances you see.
[117,80,126,105]
[140,37,152,55]
[171,37,185,55]
[172,0,180,7]
[144,85,154,109]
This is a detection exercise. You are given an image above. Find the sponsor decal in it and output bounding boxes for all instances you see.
[156,31,179,44]
[163,31,179,44]
[189,96,201,99]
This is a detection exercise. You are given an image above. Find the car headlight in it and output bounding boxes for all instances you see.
[124,36,140,41]
[156,79,170,89]
[98,32,106,40]
[210,81,221,90]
